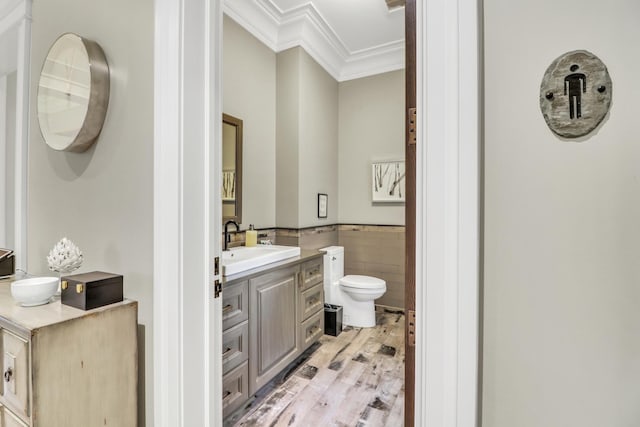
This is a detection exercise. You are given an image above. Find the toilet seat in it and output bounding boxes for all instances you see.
[340,275,386,290]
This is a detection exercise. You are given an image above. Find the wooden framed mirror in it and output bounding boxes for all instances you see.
[222,113,242,224]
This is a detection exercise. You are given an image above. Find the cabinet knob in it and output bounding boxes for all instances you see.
[4,367,13,382]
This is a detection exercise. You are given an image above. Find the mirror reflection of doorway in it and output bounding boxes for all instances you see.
[0,4,30,272]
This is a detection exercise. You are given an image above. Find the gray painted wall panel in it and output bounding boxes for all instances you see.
[28,1,154,424]
[484,0,640,425]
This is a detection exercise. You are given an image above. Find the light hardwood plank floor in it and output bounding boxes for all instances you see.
[228,309,405,427]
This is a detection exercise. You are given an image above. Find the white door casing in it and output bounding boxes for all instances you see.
[153,0,481,425]
[415,0,481,425]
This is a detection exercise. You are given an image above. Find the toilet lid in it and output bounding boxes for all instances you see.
[340,275,386,289]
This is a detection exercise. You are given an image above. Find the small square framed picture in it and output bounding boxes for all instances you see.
[317,193,328,218]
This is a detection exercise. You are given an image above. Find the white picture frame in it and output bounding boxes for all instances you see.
[372,161,406,202]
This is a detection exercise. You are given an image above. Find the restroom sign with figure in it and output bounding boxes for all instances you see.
[540,50,612,139]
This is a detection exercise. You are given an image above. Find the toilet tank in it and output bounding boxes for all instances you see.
[320,246,344,283]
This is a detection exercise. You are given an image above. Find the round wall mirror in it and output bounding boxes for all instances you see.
[37,33,110,152]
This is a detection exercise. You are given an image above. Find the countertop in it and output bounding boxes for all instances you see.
[223,249,323,283]
[0,277,136,332]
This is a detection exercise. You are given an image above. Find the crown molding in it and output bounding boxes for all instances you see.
[223,0,405,82]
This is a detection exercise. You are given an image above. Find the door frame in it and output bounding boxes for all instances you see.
[153,0,481,425]
[0,0,30,272]
[413,0,481,425]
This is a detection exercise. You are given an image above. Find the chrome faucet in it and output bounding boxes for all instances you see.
[224,220,239,251]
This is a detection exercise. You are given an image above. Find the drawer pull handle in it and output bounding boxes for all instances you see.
[223,304,234,314]
[307,326,321,338]
[3,367,12,382]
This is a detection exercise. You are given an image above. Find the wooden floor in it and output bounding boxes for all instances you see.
[228,309,405,427]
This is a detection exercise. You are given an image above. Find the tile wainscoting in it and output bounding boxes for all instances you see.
[223,224,405,309]
[338,225,405,310]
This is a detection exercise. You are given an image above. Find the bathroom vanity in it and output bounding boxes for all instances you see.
[0,279,137,426]
[221,250,324,418]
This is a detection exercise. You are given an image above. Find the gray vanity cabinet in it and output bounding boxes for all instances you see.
[248,266,298,394]
[221,253,324,419]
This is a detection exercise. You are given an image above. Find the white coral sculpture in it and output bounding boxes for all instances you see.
[47,237,84,274]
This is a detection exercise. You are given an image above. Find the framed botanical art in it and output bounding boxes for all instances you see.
[372,160,405,202]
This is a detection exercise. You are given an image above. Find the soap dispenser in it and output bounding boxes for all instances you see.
[245,225,257,247]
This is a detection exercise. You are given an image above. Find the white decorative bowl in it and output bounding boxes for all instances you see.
[11,277,59,307]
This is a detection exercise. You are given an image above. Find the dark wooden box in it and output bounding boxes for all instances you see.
[61,271,123,310]
[0,254,14,278]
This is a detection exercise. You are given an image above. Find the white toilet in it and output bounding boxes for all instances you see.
[320,246,386,328]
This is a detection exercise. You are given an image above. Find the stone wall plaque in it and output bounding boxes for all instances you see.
[540,50,612,138]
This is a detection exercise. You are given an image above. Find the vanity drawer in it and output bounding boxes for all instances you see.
[300,257,323,291]
[299,283,324,322]
[222,361,248,418]
[0,405,28,427]
[0,330,29,422]
[299,310,324,351]
[222,280,248,330]
[222,321,249,375]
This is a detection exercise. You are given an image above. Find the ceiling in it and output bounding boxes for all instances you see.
[223,0,405,82]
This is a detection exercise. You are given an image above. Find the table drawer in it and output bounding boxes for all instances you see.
[222,280,248,330]
[300,258,323,291]
[222,361,248,418]
[299,310,324,351]
[222,321,248,375]
[0,330,29,422]
[299,283,323,322]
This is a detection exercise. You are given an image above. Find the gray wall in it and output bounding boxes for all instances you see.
[224,21,403,230]
[298,48,339,228]
[223,15,276,229]
[338,71,405,226]
[29,1,154,425]
[484,1,640,426]
[276,47,300,228]
[276,47,339,228]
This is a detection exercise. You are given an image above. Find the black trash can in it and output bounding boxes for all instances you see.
[324,303,343,336]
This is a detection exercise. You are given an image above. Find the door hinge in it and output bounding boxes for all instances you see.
[214,279,222,298]
[408,309,416,347]
[408,107,417,145]
[214,256,220,276]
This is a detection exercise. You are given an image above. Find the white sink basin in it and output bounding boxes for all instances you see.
[221,245,301,276]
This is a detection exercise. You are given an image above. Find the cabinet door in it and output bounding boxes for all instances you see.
[300,257,323,291]
[222,362,248,418]
[0,405,28,427]
[299,283,324,322]
[249,266,298,393]
[222,280,248,330]
[299,309,324,351]
[0,330,29,422]
[222,321,249,375]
